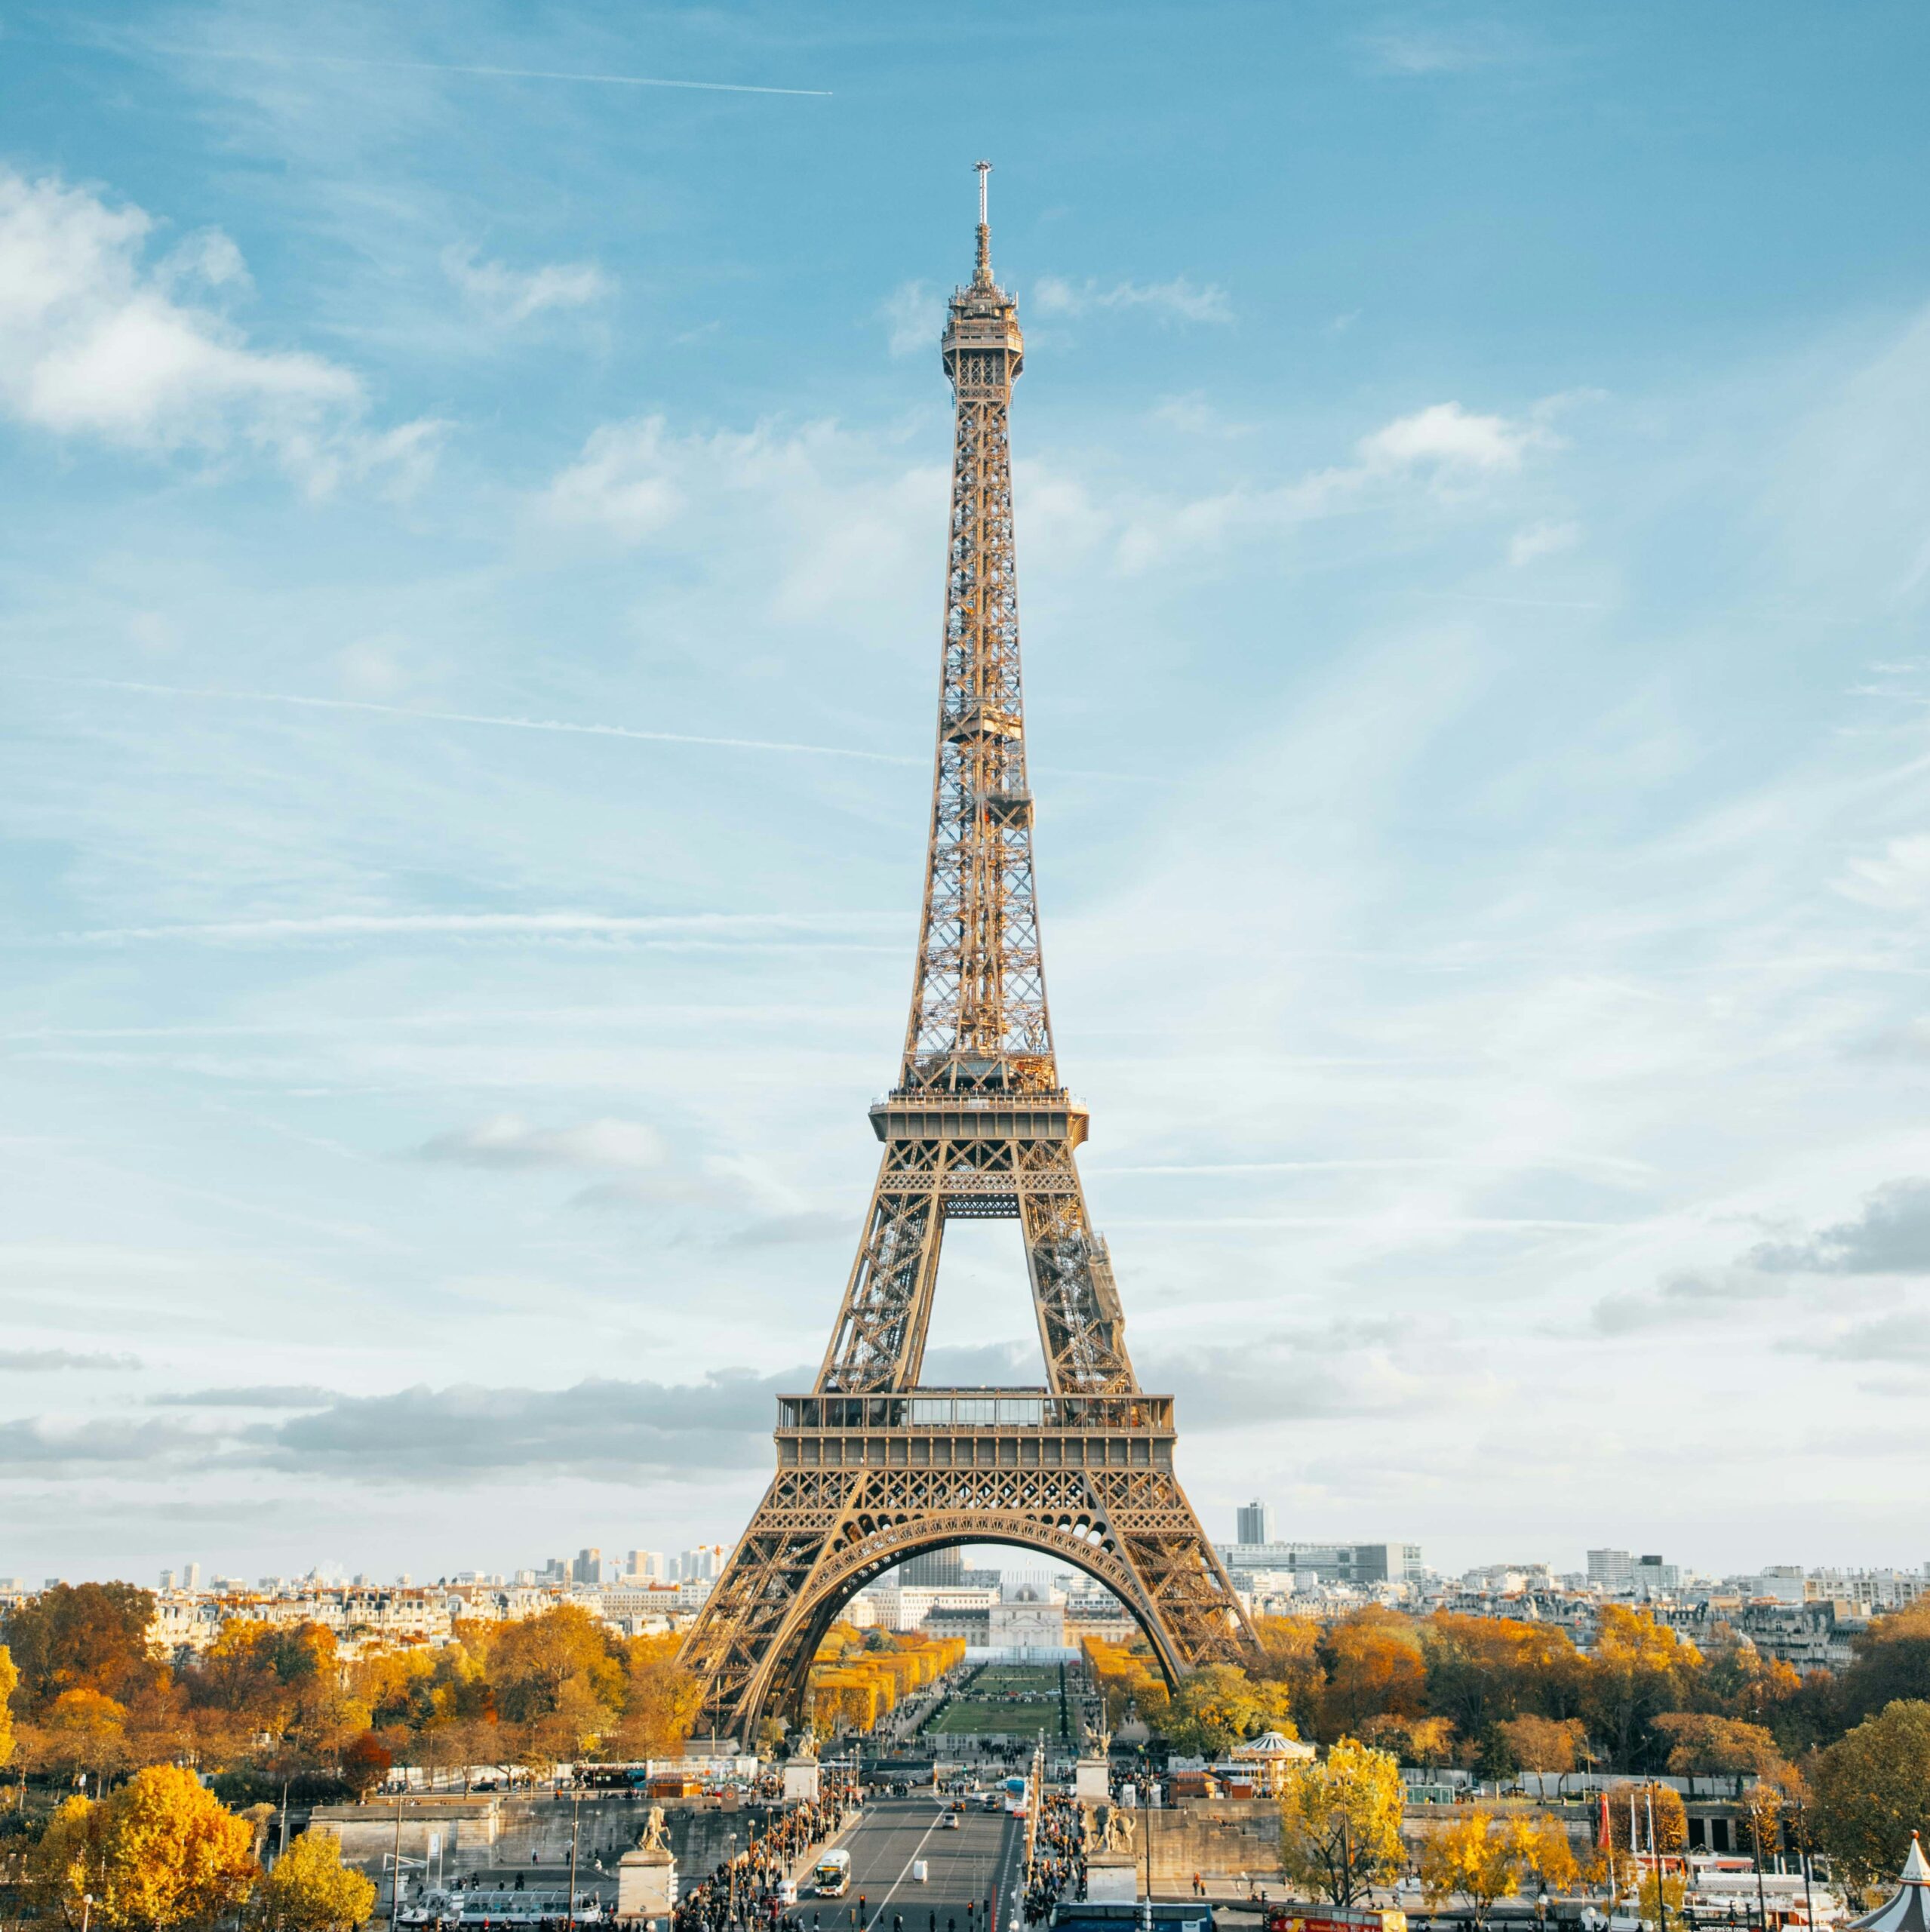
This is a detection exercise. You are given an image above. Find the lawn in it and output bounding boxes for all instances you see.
[924,1665,1068,1737]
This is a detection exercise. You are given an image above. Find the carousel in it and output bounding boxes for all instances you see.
[1850,1835,1930,1932]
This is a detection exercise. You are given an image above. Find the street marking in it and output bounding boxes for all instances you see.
[861,1810,948,1932]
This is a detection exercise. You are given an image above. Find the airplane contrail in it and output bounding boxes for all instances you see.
[12,675,916,766]
[161,45,832,97]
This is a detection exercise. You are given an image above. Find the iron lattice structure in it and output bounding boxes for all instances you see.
[679,170,1252,1739]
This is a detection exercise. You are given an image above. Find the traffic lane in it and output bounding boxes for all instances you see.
[790,1799,1016,1932]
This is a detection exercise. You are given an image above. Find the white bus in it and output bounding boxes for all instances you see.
[814,1851,852,1898]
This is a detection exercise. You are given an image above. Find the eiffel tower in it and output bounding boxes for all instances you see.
[678,165,1253,1740]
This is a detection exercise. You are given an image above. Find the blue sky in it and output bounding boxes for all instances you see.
[4,0,1930,1586]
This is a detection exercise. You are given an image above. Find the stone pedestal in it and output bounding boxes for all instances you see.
[617,1849,678,1925]
[1074,1758,1109,1804]
[1085,1856,1138,1905]
[783,1761,822,1803]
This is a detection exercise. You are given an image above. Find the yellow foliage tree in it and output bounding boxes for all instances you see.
[257,1831,377,1932]
[1419,1811,1579,1926]
[31,1765,258,1932]
[0,1645,16,1767]
[1277,1737,1407,1906]
[1418,1810,1520,1926]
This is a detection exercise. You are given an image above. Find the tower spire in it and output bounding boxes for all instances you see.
[973,158,993,286]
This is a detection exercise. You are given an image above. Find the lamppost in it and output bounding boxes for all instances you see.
[568,1786,583,1928]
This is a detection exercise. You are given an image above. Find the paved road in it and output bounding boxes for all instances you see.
[788,1798,1022,1932]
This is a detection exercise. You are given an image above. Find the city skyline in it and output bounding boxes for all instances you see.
[4,2,1930,1577]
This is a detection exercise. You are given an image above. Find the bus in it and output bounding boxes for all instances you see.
[1265,1910,1406,1932]
[1003,1776,1029,1818]
[814,1852,852,1899]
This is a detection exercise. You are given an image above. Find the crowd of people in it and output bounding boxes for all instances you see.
[1022,1795,1089,1926]
[668,1779,862,1932]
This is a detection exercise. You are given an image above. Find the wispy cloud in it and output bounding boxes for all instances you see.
[60,912,898,949]
[0,1349,142,1371]
[158,45,831,97]
[1357,24,1522,75]
[882,280,940,358]
[1034,275,1232,325]
[9,675,917,766]
[149,1385,337,1408]
[441,245,611,325]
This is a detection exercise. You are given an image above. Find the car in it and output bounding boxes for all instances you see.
[939,1814,960,1830]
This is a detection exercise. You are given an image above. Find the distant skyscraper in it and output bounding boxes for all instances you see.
[1587,1548,1636,1592]
[572,1547,601,1586]
[899,1549,965,1587]
[1235,1501,1273,1546]
[628,1550,665,1581]
[183,1561,201,1590]
[158,1568,177,1591]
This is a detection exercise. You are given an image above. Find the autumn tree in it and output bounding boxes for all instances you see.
[613,1635,702,1761]
[487,1606,622,1764]
[1835,1605,1930,1730]
[1812,1700,1930,1900]
[1421,1617,1587,1737]
[1357,1715,1456,1767]
[1252,1617,1326,1730]
[1320,1611,1427,1740]
[1277,1737,1406,1906]
[1419,1810,1578,1927]
[29,1764,258,1931]
[1652,1712,1789,1779]
[1584,1609,1701,1770]
[256,1831,376,1932]
[5,1584,164,1714]
[1498,1715,1588,1779]
[0,1644,16,1767]
[1603,1783,1687,1858]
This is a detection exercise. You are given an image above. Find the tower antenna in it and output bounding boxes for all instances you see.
[973,158,993,283]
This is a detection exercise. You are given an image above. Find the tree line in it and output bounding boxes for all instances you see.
[1089,1601,1930,1778]
[1,1583,705,1806]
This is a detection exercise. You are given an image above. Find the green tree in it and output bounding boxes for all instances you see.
[1277,1736,1406,1906]
[1812,1699,1930,1900]
[1161,1666,1265,1757]
[257,1832,376,1932]
[1836,1607,1930,1729]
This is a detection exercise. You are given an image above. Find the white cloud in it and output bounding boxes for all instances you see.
[1838,834,1930,910]
[0,168,433,491]
[541,417,684,539]
[441,245,611,325]
[1508,518,1581,566]
[1034,275,1232,325]
[1114,398,1553,571]
[882,279,941,358]
[1359,401,1541,473]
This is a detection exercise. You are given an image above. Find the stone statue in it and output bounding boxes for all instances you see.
[1102,1807,1135,1854]
[638,1806,670,1855]
[1096,1727,1112,1760]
